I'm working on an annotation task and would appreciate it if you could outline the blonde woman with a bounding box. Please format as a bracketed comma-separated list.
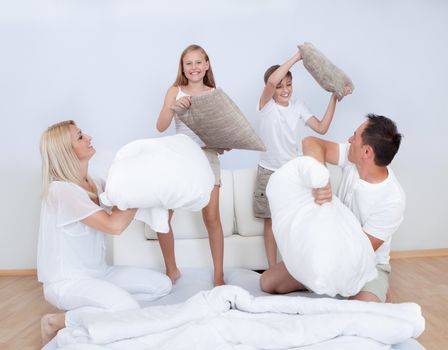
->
[38, 120, 172, 345]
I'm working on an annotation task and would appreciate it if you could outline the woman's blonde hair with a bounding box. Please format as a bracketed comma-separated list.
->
[40, 120, 96, 198]
[173, 44, 216, 88]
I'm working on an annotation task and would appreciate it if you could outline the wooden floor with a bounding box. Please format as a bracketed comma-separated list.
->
[0, 275, 57, 350]
[0, 256, 447, 349]
[389, 256, 448, 350]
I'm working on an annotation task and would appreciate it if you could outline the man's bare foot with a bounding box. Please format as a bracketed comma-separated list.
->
[41, 313, 65, 346]
[214, 274, 225, 286]
[167, 268, 181, 284]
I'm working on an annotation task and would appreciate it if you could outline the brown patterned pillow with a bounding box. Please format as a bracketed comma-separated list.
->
[171, 88, 266, 151]
[298, 42, 354, 101]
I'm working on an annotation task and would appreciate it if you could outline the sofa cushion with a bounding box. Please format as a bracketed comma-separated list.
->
[233, 168, 264, 237]
[114, 227, 268, 270]
[145, 169, 235, 239]
[172, 88, 266, 151]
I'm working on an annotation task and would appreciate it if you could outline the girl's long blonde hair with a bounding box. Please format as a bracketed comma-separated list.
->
[173, 44, 216, 88]
[40, 120, 95, 198]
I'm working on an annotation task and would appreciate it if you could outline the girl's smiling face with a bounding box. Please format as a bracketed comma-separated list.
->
[182, 49, 210, 84]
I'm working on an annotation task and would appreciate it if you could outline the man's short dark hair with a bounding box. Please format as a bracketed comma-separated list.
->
[264, 65, 292, 84]
[362, 114, 402, 166]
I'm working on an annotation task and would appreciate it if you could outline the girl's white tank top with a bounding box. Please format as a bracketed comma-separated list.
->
[173, 86, 205, 147]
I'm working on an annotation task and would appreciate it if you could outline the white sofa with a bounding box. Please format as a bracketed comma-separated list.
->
[112, 168, 270, 270]
[112, 165, 342, 270]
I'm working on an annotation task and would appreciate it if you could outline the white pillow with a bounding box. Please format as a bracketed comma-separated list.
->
[266, 156, 377, 297]
[144, 170, 235, 240]
[100, 134, 214, 233]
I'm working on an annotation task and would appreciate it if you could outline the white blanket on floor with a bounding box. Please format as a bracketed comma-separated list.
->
[56, 285, 424, 350]
[99, 134, 214, 233]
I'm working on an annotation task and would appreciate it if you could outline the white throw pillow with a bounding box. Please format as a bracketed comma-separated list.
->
[100, 134, 214, 233]
[266, 156, 377, 297]
[144, 170, 235, 239]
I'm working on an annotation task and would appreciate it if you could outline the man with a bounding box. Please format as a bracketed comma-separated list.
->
[260, 114, 405, 302]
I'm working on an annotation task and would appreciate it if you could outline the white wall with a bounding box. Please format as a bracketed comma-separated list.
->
[1, 0, 447, 268]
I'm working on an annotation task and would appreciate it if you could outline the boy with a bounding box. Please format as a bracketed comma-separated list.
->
[254, 50, 351, 267]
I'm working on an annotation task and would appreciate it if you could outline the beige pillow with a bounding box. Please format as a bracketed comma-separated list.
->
[298, 42, 354, 101]
[171, 88, 266, 151]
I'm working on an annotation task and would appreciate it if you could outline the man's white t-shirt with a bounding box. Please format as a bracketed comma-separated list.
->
[258, 99, 313, 171]
[37, 179, 109, 284]
[336, 143, 406, 265]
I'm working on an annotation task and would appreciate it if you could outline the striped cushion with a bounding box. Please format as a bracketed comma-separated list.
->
[172, 88, 265, 152]
[298, 42, 354, 101]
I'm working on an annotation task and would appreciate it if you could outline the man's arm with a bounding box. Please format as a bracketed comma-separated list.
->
[302, 136, 340, 165]
[302, 136, 340, 205]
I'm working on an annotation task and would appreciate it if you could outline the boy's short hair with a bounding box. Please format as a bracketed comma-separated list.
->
[362, 114, 402, 166]
[264, 65, 292, 84]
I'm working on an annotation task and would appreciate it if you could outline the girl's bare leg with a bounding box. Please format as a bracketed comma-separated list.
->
[157, 210, 181, 283]
[203, 185, 225, 286]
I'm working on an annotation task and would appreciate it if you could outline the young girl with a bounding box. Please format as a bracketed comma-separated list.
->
[254, 50, 352, 268]
[38, 121, 171, 345]
[156, 44, 225, 286]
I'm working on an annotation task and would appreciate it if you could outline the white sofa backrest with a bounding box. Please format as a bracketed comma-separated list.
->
[145, 170, 235, 239]
[233, 168, 264, 237]
[144, 165, 342, 241]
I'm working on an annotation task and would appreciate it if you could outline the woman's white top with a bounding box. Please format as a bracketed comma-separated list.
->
[37, 179, 109, 284]
[173, 86, 206, 147]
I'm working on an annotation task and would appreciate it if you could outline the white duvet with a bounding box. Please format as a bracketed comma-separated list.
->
[55, 285, 424, 350]
[100, 134, 214, 233]
[266, 156, 377, 297]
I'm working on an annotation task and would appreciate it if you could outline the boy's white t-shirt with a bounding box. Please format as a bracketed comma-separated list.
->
[37, 179, 109, 284]
[258, 99, 313, 171]
[336, 143, 406, 265]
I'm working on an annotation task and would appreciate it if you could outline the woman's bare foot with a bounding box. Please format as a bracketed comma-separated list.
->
[41, 313, 65, 346]
[167, 268, 181, 284]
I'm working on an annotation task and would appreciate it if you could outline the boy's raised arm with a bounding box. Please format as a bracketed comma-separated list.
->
[259, 51, 302, 110]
